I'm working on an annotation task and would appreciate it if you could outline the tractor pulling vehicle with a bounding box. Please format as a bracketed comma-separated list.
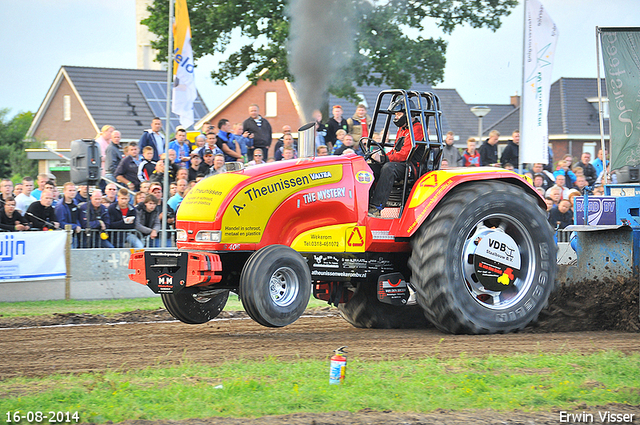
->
[129, 90, 556, 334]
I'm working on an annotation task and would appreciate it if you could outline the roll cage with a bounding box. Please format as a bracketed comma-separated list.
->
[360, 90, 446, 214]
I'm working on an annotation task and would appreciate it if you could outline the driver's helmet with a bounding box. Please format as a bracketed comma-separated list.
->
[387, 96, 418, 114]
[388, 96, 418, 128]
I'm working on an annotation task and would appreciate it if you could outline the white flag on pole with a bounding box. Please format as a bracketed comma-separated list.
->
[171, 0, 197, 129]
[520, 0, 558, 165]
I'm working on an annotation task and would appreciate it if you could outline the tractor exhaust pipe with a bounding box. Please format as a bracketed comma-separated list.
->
[297, 122, 316, 158]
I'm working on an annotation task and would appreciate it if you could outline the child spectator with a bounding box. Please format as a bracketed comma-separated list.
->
[282, 146, 295, 161]
[137, 146, 157, 182]
[331, 129, 347, 154]
[135, 194, 161, 247]
[462, 138, 480, 167]
[231, 122, 252, 157]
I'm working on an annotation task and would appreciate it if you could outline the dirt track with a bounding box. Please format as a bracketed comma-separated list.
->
[1, 276, 639, 424]
[2, 313, 640, 380]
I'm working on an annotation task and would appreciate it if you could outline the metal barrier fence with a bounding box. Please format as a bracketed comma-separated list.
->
[72, 228, 176, 248]
[556, 229, 571, 243]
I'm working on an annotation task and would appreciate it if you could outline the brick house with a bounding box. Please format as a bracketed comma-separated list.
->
[25, 65, 208, 179]
[195, 78, 304, 140]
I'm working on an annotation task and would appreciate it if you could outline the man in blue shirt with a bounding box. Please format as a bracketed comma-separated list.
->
[217, 119, 243, 162]
[138, 117, 165, 161]
[168, 127, 191, 168]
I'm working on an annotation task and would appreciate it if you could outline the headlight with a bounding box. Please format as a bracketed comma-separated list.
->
[176, 229, 187, 241]
[195, 230, 222, 242]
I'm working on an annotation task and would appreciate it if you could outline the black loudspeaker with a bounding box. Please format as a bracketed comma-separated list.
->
[70, 139, 101, 185]
[612, 165, 640, 183]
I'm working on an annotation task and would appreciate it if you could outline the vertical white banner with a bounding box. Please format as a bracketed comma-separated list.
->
[171, 0, 197, 129]
[520, 0, 558, 165]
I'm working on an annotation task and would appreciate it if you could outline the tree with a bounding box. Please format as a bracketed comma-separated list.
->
[143, 0, 516, 102]
[0, 109, 38, 181]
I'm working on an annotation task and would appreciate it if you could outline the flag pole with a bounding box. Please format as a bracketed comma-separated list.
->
[162, 0, 175, 248]
[518, 0, 527, 174]
[595, 27, 608, 185]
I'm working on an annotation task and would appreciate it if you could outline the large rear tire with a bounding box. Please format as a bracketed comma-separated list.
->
[239, 245, 311, 327]
[408, 181, 556, 334]
[338, 283, 431, 329]
[161, 287, 229, 324]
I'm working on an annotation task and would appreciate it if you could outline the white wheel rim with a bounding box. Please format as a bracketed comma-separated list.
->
[269, 267, 300, 307]
[460, 213, 536, 310]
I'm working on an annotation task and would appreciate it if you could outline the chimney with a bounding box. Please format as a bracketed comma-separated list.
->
[510, 94, 521, 108]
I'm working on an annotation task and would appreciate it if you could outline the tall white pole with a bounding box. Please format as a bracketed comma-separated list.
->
[518, 0, 526, 174]
[162, 0, 174, 248]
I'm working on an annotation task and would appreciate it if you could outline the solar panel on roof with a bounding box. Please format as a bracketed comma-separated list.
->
[135, 80, 207, 132]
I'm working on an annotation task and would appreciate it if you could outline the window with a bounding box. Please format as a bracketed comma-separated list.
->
[265, 92, 277, 117]
[63, 95, 71, 121]
[587, 97, 609, 119]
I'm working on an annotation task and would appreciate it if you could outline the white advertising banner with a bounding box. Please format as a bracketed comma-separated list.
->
[520, 0, 558, 165]
[0, 231, 67, 282]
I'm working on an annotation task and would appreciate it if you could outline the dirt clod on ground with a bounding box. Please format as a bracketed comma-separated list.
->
[526, 276, 640, 333]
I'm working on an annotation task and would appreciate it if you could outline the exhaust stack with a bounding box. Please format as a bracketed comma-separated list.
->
[297, 122, 316, 158]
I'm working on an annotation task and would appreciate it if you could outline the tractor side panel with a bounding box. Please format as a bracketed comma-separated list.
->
[260, 159, 371, 249]
[220, 164, 344, 243]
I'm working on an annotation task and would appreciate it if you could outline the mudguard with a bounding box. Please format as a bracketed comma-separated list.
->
[391, 167, 544, 238]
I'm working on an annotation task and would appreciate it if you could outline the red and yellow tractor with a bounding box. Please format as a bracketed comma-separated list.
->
[129, 90, 556, 334]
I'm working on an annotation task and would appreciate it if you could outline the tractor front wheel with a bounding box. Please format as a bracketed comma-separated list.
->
[240, 245, 311, 327]
[161, 287, 229, 324]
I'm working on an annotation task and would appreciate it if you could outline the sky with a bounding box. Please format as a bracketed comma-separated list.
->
[1, 0, 640, 120]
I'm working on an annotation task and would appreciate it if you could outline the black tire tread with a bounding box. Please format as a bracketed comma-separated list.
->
[161, 288, 229, 324]
[338, 283, 430, 329]
[240, 245, 311, 328]
[409, 181, 556, 334]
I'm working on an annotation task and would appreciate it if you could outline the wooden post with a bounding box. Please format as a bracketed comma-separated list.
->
[65, 224, 72, 300]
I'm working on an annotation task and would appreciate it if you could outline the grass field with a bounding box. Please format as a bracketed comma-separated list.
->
[1, 352, 638, 423]
[0, 295, 331, 318]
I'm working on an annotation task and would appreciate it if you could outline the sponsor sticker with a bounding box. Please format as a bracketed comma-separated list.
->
[473, 231, 521, 291]
[377, 273, 410, 305]
[355, 170, 373, 184]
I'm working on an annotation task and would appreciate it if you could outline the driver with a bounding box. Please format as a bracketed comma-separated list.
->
[368, 97, 424, 217]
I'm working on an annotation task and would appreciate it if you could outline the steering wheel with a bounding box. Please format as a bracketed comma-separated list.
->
[360, 137, 388, 164]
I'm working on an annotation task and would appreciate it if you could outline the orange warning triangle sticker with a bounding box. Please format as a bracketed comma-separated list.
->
[347, 227, 364, 247]
[419, 173, 438, 187]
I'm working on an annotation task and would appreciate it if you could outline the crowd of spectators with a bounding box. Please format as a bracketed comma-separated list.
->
[2, 103, 612, 248]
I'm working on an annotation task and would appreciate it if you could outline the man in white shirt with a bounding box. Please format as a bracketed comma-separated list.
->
[15, 176, 37, 214]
